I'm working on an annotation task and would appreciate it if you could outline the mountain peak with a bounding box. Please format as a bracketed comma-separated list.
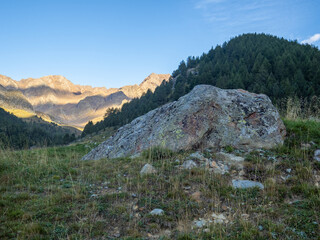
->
[139, 73, 171, 91]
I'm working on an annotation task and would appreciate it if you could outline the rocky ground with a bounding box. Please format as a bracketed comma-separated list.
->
[0, 119, 319, 239]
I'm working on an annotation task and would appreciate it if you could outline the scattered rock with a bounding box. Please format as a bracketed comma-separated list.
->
[238, 169, 245, 176]
[210, 161, 218, 168]
[140, 164, 157, 175]
[281, 175, 291, 181]
[232, 179, 264, 189]
[194, 219, 208, 228]
[182, 160, 197, 169]
[131, 193, 137, 198]
[211, 213, 227, 224]
[221, 204, 228, 211]
[301, 143, 311, 150]
[314, 149, 320, 162]
[191, 191, 202, 203]
[215, 152, 245, 163]
[189, 152, 207, 161]
[215, 152, 244, 170]
[241, 213, 250, 220]
[82, 85, 285, 160]
[150, 209, 164, 216]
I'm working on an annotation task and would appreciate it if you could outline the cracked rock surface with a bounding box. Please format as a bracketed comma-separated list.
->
[83, 85, 286, 160]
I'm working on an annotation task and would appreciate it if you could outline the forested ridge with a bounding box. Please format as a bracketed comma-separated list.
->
[0, 108, 76, 149]
[83, 33, 320, 136]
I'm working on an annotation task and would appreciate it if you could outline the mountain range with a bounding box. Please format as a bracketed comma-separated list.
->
[0, 73, 170, 128]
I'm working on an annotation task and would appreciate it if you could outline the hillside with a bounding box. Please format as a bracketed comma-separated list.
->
[0, 84, 35, 117]
[0, 108, 80, 149]
[0, 73, 171, 128]
[84, 33, 320, 135]
[1, 119, 319, 239]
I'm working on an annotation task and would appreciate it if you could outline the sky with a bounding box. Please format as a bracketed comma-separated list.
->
[0, 0, 319, 88]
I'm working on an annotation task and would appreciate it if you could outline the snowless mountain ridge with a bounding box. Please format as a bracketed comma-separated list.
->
[0, 73, 171, 128]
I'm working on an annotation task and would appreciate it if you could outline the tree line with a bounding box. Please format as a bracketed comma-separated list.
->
[0, 108, 76, 149]
[83, 33, 320, 136]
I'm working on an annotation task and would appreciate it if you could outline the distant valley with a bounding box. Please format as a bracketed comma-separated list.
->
[0, 73, 170, 129]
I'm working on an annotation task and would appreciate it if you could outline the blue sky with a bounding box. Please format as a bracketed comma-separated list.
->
[0, 0, 319, 88]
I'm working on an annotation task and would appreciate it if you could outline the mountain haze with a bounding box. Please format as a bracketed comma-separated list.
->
[0, 73, 171, 128]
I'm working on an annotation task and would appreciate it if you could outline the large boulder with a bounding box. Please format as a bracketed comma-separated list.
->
[82, 85, 285, 160]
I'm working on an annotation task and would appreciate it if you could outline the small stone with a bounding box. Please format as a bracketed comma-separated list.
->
[194, 219, 207, 228]
[221, 204, 228, 211]
[131, 193, 137, 198]
[182, 160, 197, 169]
[140, 164, 157, 175]
[314, 149, 320, 162]
[150, 208, 164, 216]
[191, 191, 202, 203]
[211, 213, 227, 224]
[189, 152, 207, 161]
[268, 156, 277, 162]
[301, 143, 311, 150]
[163, 230, 171, 237]
[118, 187, 122, 190]
[215, 152, 245, 163]
[232, 179, 264, 189]
[241, 213, 249, 220]
[286, 168, 292, 173]
[281, 175, 291, 181]
[210, 161, 218, 168]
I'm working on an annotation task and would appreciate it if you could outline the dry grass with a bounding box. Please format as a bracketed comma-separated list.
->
[277, 96, 320, 121]
[2, 107, 36, 118]
[0, 120, 319, 239]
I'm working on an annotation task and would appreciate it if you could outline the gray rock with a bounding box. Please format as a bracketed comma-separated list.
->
[182, 160, 197, 169]
[301, 143, 311, 150]
[215, 152, 244, 170]
[314, 149, 320, 162]
[140, 164, 157, 175]
[232, 179, 264, 189]
[215, 152, 245, 163]
[211, 213, 227, 224]
[189, 152, 207, 161]
[194, 219, 207, 228]
[82, 85, 286, 160]
[150, 208, 164, 216]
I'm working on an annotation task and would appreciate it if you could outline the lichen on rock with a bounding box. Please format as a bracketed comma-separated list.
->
[82, 85, 286, 160]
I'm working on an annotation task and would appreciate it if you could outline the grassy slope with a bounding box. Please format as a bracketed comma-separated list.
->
[0, 120, 319, 239]
[2, 107, 36, 118]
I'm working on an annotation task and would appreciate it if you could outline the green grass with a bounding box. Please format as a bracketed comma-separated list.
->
[0, 119, 319, 239]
